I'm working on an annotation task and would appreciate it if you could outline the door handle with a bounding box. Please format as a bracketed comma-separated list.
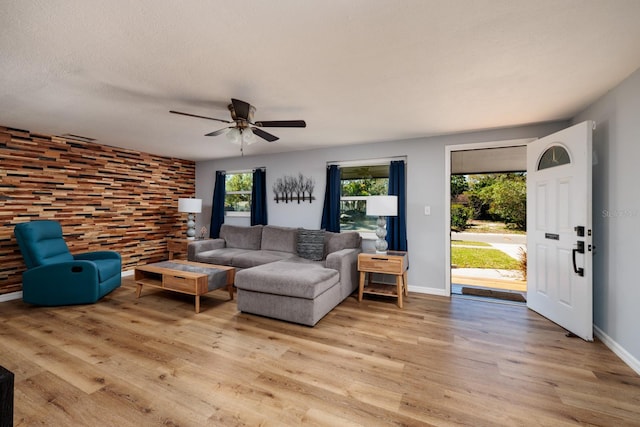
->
[572, 241, 584, 277]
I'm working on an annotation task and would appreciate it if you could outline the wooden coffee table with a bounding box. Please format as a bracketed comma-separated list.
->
[134, 260, 235, 313]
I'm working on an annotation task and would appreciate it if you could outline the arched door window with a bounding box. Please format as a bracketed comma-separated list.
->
[538, 145, 571, 170]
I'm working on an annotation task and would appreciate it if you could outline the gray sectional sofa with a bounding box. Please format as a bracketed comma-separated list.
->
[187, 224, 362, 326]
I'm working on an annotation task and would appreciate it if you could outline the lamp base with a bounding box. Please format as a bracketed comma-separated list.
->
[186, 213, 196, 240]
[374, 216, 389, 254]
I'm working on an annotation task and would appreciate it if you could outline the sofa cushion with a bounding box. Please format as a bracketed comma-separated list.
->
[235, 261, 339, 299]
[325, 231, 362, 255]
[220, 224, 263, 250]
[261, 225, 299, 253]
[231, 250, 296, 269]
[297, 229, 325, 261]
[194, 248, 252, 266]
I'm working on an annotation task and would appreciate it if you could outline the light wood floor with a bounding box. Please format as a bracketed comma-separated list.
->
[1, 277, 639, 426]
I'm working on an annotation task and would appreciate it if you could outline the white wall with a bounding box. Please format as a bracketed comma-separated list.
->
[196, 121, 567, 295]
[574, 67, 640, 371]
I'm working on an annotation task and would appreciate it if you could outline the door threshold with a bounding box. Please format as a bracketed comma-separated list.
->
[452, 284, 526, 305]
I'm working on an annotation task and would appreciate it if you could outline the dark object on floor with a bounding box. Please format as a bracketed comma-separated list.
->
[461, 287, 526, 302]
[0, 365, 13, 427]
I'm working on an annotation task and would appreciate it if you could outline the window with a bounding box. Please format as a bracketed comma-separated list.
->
[224, 171, 252, 216]
[538, 145, 571, 170]
[340, 164, 389, 232]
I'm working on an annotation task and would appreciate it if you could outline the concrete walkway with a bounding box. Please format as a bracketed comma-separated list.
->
[452, 231, 526, 244]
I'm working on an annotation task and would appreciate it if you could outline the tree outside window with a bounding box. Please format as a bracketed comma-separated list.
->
[225, 172, 252, 215]
[340, 164, 389, 232]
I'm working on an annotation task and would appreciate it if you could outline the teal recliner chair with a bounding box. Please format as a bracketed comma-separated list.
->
[14, 220, 122, 306]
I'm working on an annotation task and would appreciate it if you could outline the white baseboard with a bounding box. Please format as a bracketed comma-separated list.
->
[408, 285, 449, 297]
[0, 291, 22, 302]
[594, 325, 640, 376]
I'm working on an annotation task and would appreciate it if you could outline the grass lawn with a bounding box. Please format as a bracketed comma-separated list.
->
[451, 247, 519, 269]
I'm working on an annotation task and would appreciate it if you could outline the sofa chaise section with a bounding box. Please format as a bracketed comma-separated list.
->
[235, 260, 341, 326]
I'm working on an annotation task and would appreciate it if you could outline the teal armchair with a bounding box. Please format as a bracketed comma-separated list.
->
[14, 220, 121, 306]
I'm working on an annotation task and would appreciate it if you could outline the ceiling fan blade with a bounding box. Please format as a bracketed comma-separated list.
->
[254, 120, 306, 128]
[205, 127, 232, 137]
[252, 127, 279, 142]
[231, 99, 252, 120]
[170, 110, 231, 124]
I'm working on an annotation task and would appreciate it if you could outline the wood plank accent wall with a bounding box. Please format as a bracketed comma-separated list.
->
[0, 126, 196, 295]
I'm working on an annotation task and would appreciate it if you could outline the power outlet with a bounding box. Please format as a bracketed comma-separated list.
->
[424, 205, 431, 215]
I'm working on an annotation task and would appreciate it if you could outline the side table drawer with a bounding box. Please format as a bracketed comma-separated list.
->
[359, 256, 404, 275]
[164, 274, 195, 293]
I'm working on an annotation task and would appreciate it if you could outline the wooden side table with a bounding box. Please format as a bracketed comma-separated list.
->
[168, 238, 212, 260]
[167, 238, 191, 260]
[358, 251, 408, 308]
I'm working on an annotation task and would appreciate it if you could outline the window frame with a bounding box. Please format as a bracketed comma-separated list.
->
[224, 170, 253, 217]
[334, 158, 399, 235]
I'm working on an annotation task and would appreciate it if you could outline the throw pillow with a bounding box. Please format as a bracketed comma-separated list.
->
[297, 229, 325, 261]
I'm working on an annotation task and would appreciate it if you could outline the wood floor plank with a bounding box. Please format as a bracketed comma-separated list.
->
[1, 323, 112, 394]
[1, 277, 639, 426]
[14, 371, 134, 426]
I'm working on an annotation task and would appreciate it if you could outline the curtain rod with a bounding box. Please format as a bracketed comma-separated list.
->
[326, 156, 407, 167]
[218, 167, 266, 174]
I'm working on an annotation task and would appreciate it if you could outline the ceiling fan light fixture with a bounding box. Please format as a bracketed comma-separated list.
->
[243, 128, 257, 145]
[226, 127, 241, 145]
[171, 98, 305, 146]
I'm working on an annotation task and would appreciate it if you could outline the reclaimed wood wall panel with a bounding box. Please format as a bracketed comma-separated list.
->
[0, 126, 195, 294]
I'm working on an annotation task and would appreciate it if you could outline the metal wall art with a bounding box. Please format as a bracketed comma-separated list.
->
[273, 173, 315, 203]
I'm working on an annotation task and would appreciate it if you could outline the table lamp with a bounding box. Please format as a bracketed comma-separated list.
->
[178, 198, 202, 240]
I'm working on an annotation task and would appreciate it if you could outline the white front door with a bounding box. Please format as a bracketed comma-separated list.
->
[526, 121, 594, 341]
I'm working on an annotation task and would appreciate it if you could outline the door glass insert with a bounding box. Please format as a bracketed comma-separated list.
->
[537, 145, 570, 170]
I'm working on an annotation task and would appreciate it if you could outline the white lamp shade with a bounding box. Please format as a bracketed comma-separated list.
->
[366, 195, 398, 216]
[178, 198, 202, 213]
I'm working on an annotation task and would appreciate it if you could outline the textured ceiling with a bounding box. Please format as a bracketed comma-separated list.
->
[2, 0, 640, 161]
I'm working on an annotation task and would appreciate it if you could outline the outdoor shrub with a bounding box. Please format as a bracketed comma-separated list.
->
[518, 247, 527, 280]
[451, 204, 474, 230]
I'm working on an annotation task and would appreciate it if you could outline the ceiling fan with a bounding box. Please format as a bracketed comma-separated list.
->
[170, 98, 306, 147]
